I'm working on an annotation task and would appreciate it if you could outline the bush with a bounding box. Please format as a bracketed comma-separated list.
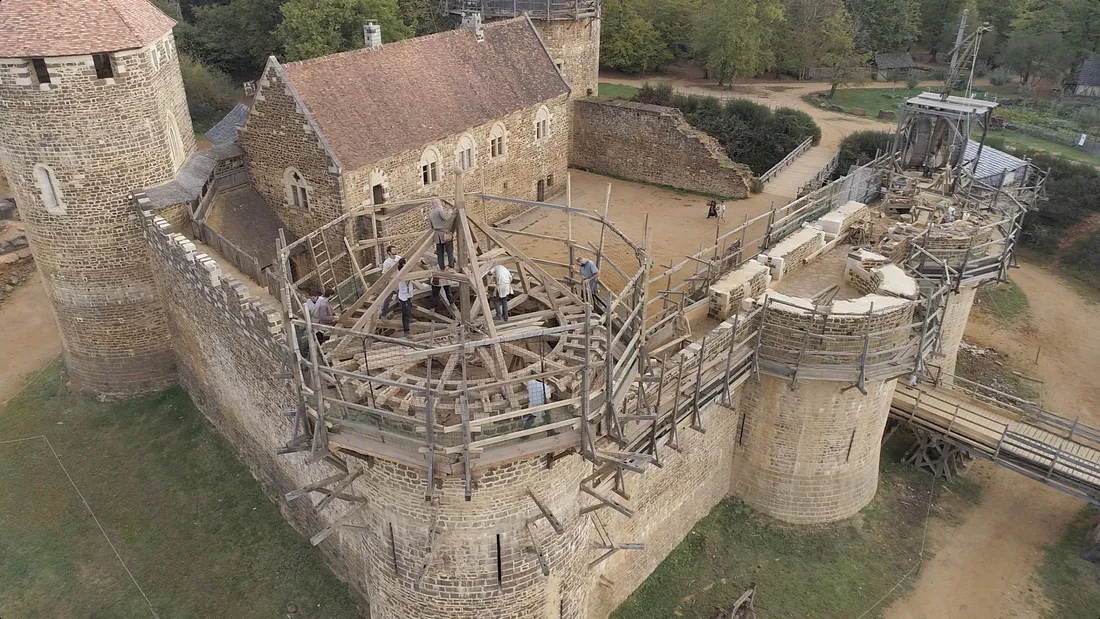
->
[179, 53, 239, 133]
[636, 82, 674, 106]
[973, 61, 990, 78]
[1017, 83, 1035, 100]
[906, 73, 920, 90]
[835, 131, 893, 177]
[989, 67, 1011, 86]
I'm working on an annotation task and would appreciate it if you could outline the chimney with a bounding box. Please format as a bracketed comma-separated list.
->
[461, 13, 484, 41]
[363, 21, 382, 49]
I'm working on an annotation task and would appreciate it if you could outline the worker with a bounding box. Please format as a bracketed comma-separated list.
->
[381, 245, 401, 317]
[395, 258, 414, 338]
[490, 263, 513, 321]
[716, 201, 727, 222]
[428, 198, 455, 271]
[422, 258, 452, 311]
[576, 257, 599, 302]
[706, 199, 718, 219]
[672, 308, 691, 339]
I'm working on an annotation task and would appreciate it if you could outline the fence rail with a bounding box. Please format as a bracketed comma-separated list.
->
[759, 136, 814, 184]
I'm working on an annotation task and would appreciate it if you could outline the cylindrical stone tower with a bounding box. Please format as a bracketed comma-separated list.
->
[361, 455, 592, 619]
[0, 0, 194, 397]
[731, 293, 918, 524]
[935, 282, 979, 383]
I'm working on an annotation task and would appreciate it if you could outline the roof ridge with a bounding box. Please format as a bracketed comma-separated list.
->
[102, 0, 150, 48]
[283, 17, 528, 69]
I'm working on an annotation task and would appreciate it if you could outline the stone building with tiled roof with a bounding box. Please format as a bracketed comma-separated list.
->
[239, 17, 573, 244]
[1070, 52, 1100, 98]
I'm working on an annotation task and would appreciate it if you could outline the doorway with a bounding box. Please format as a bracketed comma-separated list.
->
[536, 179, 545, 202]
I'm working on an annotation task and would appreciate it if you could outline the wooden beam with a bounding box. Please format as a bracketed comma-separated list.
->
[526, 488, 564, 534]
[309, 503, 368, 546]
[579, 484, 635, 518]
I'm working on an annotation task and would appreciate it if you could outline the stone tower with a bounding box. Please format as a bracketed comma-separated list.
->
[0, 0, 194, 398]
[443, 1, 601, 98]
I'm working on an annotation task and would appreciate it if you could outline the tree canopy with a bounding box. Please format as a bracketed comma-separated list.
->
[277, 0, 412, 62]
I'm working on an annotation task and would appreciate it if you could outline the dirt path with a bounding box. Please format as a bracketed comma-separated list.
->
[0, 274, 61, 403]
[885, 262, 1100, 619]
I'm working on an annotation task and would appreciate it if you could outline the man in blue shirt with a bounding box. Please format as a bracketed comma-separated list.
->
[576, 257, 599, 301]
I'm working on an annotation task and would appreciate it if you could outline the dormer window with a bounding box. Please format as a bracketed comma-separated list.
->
[93, 54, 114, 79]
[31, 59, 50, 84]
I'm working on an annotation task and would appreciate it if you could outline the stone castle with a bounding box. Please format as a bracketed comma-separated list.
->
[0, 1, 1041, 618]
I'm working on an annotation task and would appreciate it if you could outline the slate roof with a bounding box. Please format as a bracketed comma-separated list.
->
[0, 0, 176, 57]
[963, 140, 1028, 184]
[141, 143, 244, 208]
[1074, 53, 1100, 87]
[205, 104, 250, 146]
[279, 17, 570, 171]
[873, 52, 914, 70]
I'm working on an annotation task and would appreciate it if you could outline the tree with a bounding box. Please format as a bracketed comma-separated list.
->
[819, 8, 869, 97]
[277, 0, 413, 62]
[179, 53, 240, 131]
[776, 0, 845, 79]
[188, 0, 286, 78]
[693, 0, 785, 86]
[601, 0, 672, 73]
[638, 0, 700, 63]
[999, 29, 1069, 84]
[396, 0, 454, 36]
[845, 0, 920, 53]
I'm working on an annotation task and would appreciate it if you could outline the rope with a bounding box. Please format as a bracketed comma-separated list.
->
[852, 471, 938, 619]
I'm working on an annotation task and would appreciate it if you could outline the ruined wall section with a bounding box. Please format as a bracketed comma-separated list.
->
[571, 100, 753, 199]
[0, 33, 194, 397]
[530, 19, 601, 100]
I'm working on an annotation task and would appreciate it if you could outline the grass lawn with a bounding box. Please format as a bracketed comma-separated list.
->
[1037, 507, 1100, 618]
[0, 361, 362, 618]
[975, 279, 1031, 325]
[802, 86, 923, 122]
[599, 82, 640, 101]
[611, 431, 979, 619]
[984, 130, 1100, 168]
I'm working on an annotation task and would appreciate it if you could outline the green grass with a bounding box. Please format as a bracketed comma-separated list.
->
[984, 130, 1100, 168]
[802, 86, 924, 121]
[0, 361, 362, 618]
[1037, 507, 1100, 618]
[975, 280, 1031, 325]
[598, 82, 640, 101]
[611, 432, 976, 619]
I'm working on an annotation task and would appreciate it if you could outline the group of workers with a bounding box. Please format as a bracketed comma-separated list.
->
[706, 199, 728, 222]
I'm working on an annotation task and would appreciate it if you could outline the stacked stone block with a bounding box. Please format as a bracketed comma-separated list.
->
[0, 34, 194, 397]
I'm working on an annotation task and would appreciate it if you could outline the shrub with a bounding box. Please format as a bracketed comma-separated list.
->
[636, 82, 674, 106]
[973, 61, 990, 78]
[906, 73, 920, 90]
[179, 53, 238, 133]
[989, 67, 1011, 86]
[1017, 83, 1035, 100]
[835, 130, 893, 177]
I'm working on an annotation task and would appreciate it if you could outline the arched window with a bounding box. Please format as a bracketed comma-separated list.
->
[284, 167, 311, 210]
[489, 123, 508, 159]
[166, 113, 185, 170]
[33, 164, 65, 215]
[419, 147, 441, 186]
[455, 135, 476, 171]
[534, 106, 551, 142]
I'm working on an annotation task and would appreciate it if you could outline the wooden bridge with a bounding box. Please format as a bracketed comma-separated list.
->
[890, 378, 1100, 504]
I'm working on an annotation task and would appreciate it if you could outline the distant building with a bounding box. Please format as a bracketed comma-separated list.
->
[1070, 52, 1100, 98]
[871, 52, 915, 81]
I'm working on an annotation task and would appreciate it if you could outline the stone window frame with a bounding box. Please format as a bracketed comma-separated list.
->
[455, 134, 477, 172]
[534, 105, 551, 142]
[489, 122, 508, 160]
[33, 164, 66, 215]
[166, 112, 185, 171]
[92, 53, 115, 80]
[419, 146, 442, 187]
[284, 167, 312, 211]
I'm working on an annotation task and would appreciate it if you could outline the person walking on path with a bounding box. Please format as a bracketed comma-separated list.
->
[429, 198, 455, 271]
[706, 199, 718, 219]
[490, 264, 513, 321]
[576, 257, 599, 302]
[716, 201, 727, 222]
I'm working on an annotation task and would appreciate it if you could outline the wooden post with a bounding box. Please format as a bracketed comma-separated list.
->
[691, 337, 707, 432]
[424, 356, 435, 499]
[580, 302, 596, 460]
[567, 173, 575, 283]
[668, 358, 684, 450]
[595, 183, 611, 269]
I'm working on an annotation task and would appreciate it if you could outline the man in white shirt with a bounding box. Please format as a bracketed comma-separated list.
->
[381, 245, 401, 317]
[490, 264, 513, 321]
[395, 258, 414, 337]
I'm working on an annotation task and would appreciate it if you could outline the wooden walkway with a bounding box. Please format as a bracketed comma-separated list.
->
[762, 146, 838, 200]
[891, 383, 1100, 503]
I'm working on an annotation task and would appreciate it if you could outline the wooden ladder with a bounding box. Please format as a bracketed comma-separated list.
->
[308, 232, 343, 313]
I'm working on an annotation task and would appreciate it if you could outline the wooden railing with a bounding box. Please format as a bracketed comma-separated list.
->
[796, 149, 841, 197]
[759, 136, 814, 184]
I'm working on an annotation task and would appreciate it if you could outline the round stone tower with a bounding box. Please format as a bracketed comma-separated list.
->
[0, 0, 194, 397]
[443, 0, 601, 98]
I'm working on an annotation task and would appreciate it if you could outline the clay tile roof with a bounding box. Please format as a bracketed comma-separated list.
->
[0, 0, 176, 58]
[280, 17, 570, 171]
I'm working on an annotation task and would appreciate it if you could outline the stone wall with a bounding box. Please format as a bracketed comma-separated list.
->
[587, 400, 742, 618]
[935, 282, 979, 383]
[530, 19, 601, 100]
[0, 32, 195, 397]
[571, 100, 753, 199]
[730, 375, 897, 523]
[759, 228, 826, 281]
